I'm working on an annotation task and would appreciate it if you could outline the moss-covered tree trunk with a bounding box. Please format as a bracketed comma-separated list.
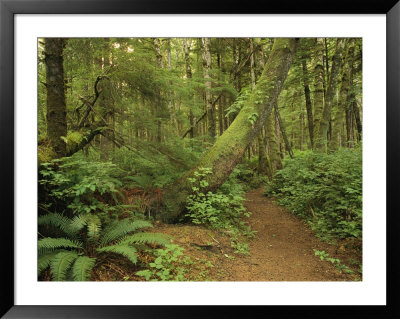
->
[99, 38, 114, 160]
[330, 39, 355, 151]
[315, 38, 345, 151]
[312, 38, 325, 136]
[275, 105, 294, 159]
[265, 108, 282, 172]
[45, 38, 67, 158]
[183, 38, 194, 138]
[153, 38, 163, 143]
[250, 38, 270, 176]
[201, 38, 216, 141]
[161, 38, 298, 221]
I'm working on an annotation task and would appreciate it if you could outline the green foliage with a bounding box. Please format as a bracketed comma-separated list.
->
[39, 157, 125, 220]
[38, 214, 169, 281]
[99, 219, 153, 246]
[232, 162, 267, 190]
[266, 148, 362, 240]
[97, 245, 138, 264]
[313, 249, 355, 275]
[185, 168, 255, 254]
[136, 244, 190, 281]
[186, 168, 247, 230]
[50, 251, 79, 281]
[225, 87, 251, 118]
[72, 256, 97, 281]
[38, 237, 83, 255]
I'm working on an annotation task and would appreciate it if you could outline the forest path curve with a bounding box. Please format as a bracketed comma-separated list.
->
[150, 188, 358, 281]
[220, 188, 355, 281]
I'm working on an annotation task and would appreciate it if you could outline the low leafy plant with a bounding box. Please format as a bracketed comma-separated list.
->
[38, 213, 170, 281]
[136, 244, 190, 281]
[313, 249, 354, 275]
[186, 168, 249, 230]
[185, 167, 255, 255]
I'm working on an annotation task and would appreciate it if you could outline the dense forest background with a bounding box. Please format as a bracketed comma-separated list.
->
[37, 38, 362, 281]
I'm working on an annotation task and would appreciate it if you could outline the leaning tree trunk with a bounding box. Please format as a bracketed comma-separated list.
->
[161, 38, 298, 221]
[45, 38, 67, 158]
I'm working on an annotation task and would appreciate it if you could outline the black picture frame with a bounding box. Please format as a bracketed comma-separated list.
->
[1, 0, 399, 318]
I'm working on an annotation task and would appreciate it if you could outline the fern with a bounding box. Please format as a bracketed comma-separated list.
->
[86, 215, 101, 240]
[38, 237, 82, 255]
[38, 208, 165, 281]
[100, 219, 153, 247]
[118, 232, 170, 246]
[38, 251, 60, 275]
[72, 256, 97, 281]
[97, 245, 138, 264]
[38, 213, 78, 238]
[50, 251, 79, 281]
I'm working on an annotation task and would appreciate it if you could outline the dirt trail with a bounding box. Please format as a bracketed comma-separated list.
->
[223, 188, 357, 281]
[149, 188, 360, 281]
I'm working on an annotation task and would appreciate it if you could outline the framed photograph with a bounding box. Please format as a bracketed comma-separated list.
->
[1, 0, 398, 317]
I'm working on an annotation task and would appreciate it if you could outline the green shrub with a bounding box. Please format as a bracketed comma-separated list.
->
[185, 168, 255, 254]
[136, 244, 190, 281]
[185, 168, 249, 230]
[266, 148, 362, 240]
[39, 157, 126, 221]
[38, 213, 170, 281]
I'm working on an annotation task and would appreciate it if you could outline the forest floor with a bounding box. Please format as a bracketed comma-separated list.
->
[93, 188, 362, 281]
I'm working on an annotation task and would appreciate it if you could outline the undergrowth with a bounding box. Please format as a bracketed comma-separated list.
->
[266, 147, 362, 242]
[185, 167, 256, 254]
[38, 213, 170, 281]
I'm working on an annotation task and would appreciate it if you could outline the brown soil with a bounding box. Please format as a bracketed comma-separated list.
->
[148, 188, 362, 281]
[91, 188, 361, 281]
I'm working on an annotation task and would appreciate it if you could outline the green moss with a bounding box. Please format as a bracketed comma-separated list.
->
[38, 145, 57, 164]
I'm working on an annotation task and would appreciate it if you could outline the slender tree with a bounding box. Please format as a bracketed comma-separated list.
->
[301, 54, 314, 149]
[315, 38, 345, 151]
[201, 38, 216, 141]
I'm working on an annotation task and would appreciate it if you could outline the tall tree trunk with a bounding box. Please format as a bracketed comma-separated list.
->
[183, 38, 194, 139]
[162, 38, 298, 221]
[100, 38, 114, 161]
[324, 38, 330, 98]
[330, 39, 355, 151]
[266, 109, 283, 172]
[257, 132, 271, 178]
[312, 38, 325, 137]
[275, 105, 294, 159]
[45, 38, 67, 158]
[217, 39, 224, 136]
[153, 38, 163, 143]
[251, 38, 269, 174]
[301, 58, 314, 149]
[315, 38, 345, 151]
[201, 38, 216, 141]
[353, 102, 362, 142]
